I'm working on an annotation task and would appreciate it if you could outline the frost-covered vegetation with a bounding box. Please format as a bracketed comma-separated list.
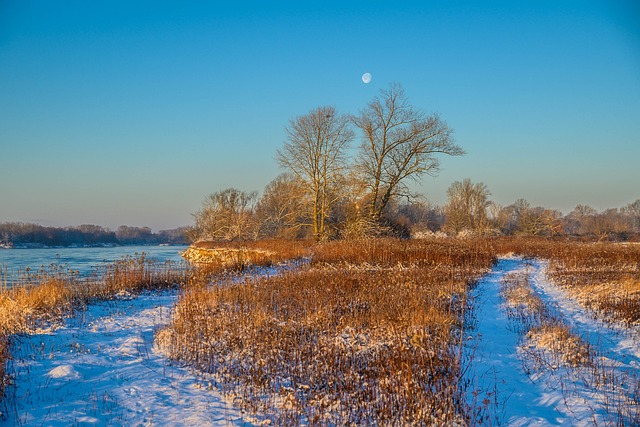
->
[157, 239, 495, 425]
[1, 237, 639, 425]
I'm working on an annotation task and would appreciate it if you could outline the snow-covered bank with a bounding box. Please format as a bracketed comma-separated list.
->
[466, 257, 640, 426]
[3, 289, 257, 426]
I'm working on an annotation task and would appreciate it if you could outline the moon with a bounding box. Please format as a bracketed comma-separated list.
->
[362, 72, 372, 84]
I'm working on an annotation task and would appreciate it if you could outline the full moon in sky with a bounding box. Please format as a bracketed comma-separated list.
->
[362, 73, 372, 84]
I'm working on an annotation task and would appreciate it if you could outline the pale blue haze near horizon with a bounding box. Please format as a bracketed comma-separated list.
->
[1, 0, 639, 231]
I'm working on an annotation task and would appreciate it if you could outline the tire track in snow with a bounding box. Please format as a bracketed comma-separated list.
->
[529, 259, 640, 368]
[527, 260, 640, 425]
[466, 257, 640, 426]
[465, 257, 563, 426]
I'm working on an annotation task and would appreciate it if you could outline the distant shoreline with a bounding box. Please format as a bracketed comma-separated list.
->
[0, 242, 184, 250]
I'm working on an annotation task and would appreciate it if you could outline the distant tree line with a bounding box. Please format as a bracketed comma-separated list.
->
[440, 179, 640, 240]
[188, 83, 639, 243]
[0, 223, 189, 247]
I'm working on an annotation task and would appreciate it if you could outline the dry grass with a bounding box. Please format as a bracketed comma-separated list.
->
[191, 239, 312, 262]
[158, 238, 496, 425]
[500, 269, 592, 368]
[2, 237, 638, 422]
[526, 324, 591, 367]
[184, 240, 313, 286]
[0, 332, 7, 414]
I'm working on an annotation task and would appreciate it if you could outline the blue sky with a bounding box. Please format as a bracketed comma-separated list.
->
[1, 0, 639, 231]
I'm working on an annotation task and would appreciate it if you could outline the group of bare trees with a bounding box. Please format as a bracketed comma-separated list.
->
[190, 83, 463, 241]
[189, 83, 639, 242]
[0, 223, 189, 247]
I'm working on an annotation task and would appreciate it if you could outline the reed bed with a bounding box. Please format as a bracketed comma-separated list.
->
[158, 238, 496, 425]
[184, 240, 313, 286]
[311, 238, 494, 271]
[191, 239, 312, 263]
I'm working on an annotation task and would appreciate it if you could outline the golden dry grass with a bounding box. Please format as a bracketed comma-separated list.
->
[526, 324, 591, 367]
[500, 269, 593, 371]
[158, 238, 496, 425]
[2, 237, 638, 420]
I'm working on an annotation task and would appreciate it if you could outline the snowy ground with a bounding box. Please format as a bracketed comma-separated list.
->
[3, 258, 638, 426]
[3, 289, 260, 427]
[466, 257, 640, 426]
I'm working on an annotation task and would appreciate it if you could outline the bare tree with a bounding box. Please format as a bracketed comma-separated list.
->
[277, 106, 353, 240]
[565, 204, 598, 235]
[623, 199, 640, 233]
[488, 203, 511, 234]
[443, 178, 491, 234]
[255, 173, 309, 239]
[505, 199, 561, 236]
[189, 188, 257, 242]
[564, 204, 632, 239]
[353, 83, 464, 221]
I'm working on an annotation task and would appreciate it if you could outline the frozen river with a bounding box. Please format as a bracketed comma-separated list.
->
[0, 245, 188, 286]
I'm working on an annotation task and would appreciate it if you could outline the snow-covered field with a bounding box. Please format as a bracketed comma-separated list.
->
[3, 289, 258, 426]
[2, 257, 638, 426]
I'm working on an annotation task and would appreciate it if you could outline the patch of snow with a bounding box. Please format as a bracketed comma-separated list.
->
[5, 289, 258, 426]
[47, 364, 79, 379]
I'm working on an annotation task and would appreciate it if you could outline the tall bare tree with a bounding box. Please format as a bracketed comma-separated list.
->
[443, 178, 491, 234]
[255, 173, 309, 239]
[623, 199, 640, 233]
[277, 106, 353, 240]
[353, 83, 464, 221]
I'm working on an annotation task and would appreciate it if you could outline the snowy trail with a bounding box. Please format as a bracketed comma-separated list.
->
[3, 290, 258, 426]
[466, 257, 640, 426]
[466, 258, 563, 426]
